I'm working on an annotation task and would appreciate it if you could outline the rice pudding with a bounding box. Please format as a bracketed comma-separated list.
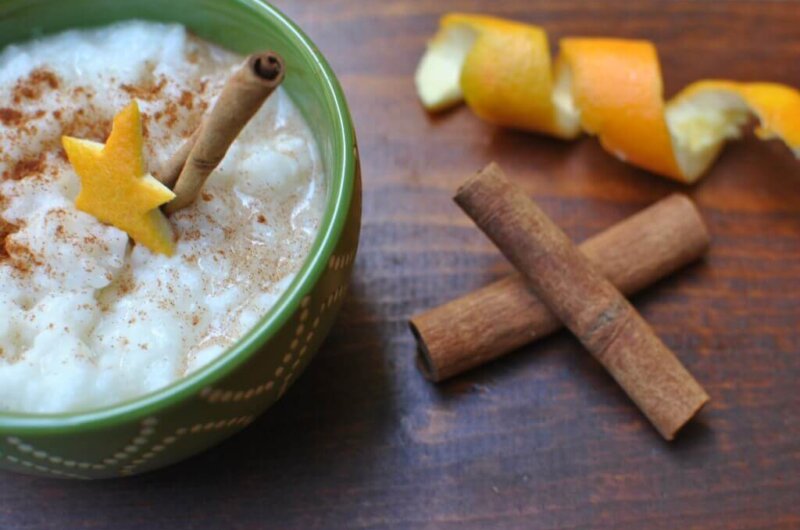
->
[0, 21, 325, 413]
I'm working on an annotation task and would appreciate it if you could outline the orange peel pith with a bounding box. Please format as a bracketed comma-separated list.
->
[415, 13, 800, 183]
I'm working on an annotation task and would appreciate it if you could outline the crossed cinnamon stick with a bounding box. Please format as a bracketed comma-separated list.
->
[412, 163, 710, 440]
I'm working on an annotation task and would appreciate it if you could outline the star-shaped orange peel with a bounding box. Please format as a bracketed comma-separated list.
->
[62, 101, 176, 255]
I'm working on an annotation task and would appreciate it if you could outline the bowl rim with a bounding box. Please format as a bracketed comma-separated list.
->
[0, 0, 356, 432]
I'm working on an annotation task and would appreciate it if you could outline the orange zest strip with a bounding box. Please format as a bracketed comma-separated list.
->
[415, 13, 800, 183]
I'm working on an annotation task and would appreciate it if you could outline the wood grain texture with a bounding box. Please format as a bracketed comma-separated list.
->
[2, 1, 800, 528]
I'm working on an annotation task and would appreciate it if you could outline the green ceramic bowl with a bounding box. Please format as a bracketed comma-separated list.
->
[0, 0, 360, 479]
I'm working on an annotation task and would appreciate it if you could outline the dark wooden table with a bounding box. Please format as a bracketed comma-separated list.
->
[2, 1, 800, 528]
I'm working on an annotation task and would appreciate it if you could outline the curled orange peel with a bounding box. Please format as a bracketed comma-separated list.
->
[415, 13, 800, 183]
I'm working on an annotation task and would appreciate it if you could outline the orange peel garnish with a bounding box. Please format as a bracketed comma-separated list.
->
[415, 13, 800, 183]
[62, 101, 176, 255]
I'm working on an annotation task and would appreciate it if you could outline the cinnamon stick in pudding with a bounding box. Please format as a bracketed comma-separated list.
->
[411, 193, 710, 382]
[161, 51, 285, 213]
[454, 163, 709, 440]
[158, 128, 200, 190]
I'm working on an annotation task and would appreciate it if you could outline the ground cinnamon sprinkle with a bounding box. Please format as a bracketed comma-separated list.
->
[29, 69, 59, 89]
[44, 103, 112, 160]
[9, 153, 46, 181]
[141, 113, 150, 138]
[0, 217, 17, 262]
[201, 191, 213, 202]
[118, 281, 132, 295]
[163, 101, 179, 127]
[61, 113, 112, 144]
[150, 101, 181, 128]
[4, 238, 42, 272]
[12, 68, 60, 103]
[0, 108, 23, 126]
[180, 228, 202, 242]
[179, 90, 194, 110]
[120, 76, 167, 101]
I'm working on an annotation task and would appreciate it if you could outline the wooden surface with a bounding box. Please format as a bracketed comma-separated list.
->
[2, 1, 800, 528]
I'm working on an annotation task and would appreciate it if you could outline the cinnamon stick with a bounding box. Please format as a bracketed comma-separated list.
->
[158, 128, 199, 190]
[162, 51, 285, 213]
[411, 193, 710, 382]
[454, 163, 709, 440]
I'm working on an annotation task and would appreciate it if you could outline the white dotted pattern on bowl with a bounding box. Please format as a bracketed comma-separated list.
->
[198, 284, 348, 405]
[2, 413, 259, 478]
[328, 251, 356, 272]
[119, 415, 253, 476]
[3, 417, 158, 479]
